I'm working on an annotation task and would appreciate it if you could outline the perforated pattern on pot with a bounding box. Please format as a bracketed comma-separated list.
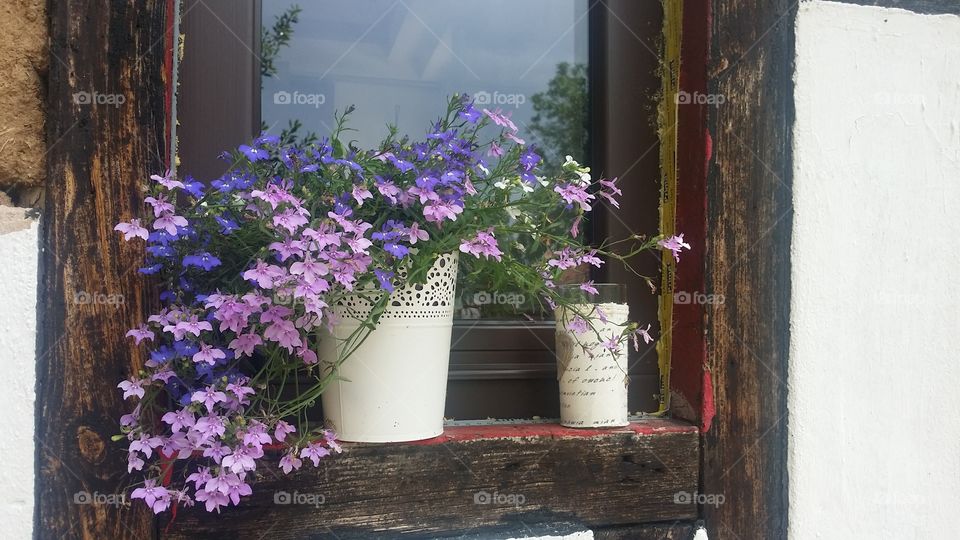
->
[332, 252, 459, 321]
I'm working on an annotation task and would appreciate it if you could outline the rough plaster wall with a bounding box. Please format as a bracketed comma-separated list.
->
[792, 2, 960, 538]
[0, 207, 38, 538]
[0, 0, 47, 204]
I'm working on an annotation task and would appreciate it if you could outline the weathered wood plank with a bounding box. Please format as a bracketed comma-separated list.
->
[831, 0, 960, 15]
[594, 520, 697, 540]
[37, 0, 170, 538]
[702, 0, 794, 538]
[165, 421, 699, 538]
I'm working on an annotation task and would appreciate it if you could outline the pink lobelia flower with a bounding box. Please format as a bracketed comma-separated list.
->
[579, 280, 599, 296]
[406, 222, 429, 244]
[279, 452, 303, 474]
[243, 259, 286, 288]
[229, 332, 262, 357]
[150, 171, 184, 190]
[566, 315, 588, 334]
[192, 343, 226, 365]
[300, 441, 331, 466]
[459, 228, 503, 261]
[161, 407, 196, 432]
[631, 324, 654, 351]
[191, 385, 228, 413]
[274, 420, 296, 442]
[152, 212, 188, 235]
[658, 234, 691, 262]
[554, 183, 594, 211]
[131, 479, 171, 514]
[423, 200, 463, 223]
[125, 325, 155, 345]
[118, 377, 146, 400]
[263, 319, 303, 352]
[114, 219, 149, 241]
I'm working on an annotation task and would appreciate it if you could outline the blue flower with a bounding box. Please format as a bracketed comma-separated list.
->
[147, 245, 175, 258]
[150, 346, 175, 365]
[215, 216, 239, 235]
[384, 242, 409, 258]
[183, 252, 222, 271]
[173, 340, 199, 358]
[239, 145, 269, 162]
[374, 269, 395, 293]
[139, 263, 162, 275]
[459, 104, 481, 123]
[182, 175, 205, 198]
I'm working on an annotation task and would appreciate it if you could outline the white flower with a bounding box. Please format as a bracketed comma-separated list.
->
[494, 180, 509, 189]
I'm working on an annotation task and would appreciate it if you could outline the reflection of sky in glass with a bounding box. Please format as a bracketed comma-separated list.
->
[261, 0, 589, 149]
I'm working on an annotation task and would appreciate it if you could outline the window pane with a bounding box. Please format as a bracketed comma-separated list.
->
[260, 0, 590, 320]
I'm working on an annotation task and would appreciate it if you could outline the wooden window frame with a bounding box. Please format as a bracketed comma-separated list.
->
[36, 0, 796, 537]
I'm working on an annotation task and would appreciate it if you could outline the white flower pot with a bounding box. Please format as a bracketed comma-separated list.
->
[555, 303, 631, 428]
[319, 253, 458, 442]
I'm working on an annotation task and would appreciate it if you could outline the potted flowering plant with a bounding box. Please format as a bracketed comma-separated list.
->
[114, 94, 688, 513]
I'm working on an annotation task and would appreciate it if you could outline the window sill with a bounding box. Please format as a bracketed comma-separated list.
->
[167, 418, 699, 539]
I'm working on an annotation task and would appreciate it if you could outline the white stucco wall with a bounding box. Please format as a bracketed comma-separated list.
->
[0, 209, 38, 538]
[791, 2, 960, 538]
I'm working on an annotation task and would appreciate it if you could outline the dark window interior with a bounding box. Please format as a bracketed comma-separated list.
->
[178, 0, 663, 420]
